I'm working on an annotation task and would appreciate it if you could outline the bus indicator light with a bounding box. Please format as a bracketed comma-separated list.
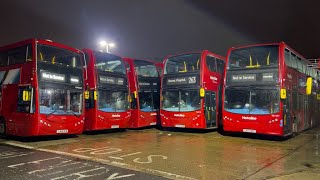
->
[280, 88, 287, 99]
[200, 88, 205, 97]
[306, 77, 312, 95]
[84, 91, 90, 99]
[94, 90, 97, 100]
[22, 90, 31, 101]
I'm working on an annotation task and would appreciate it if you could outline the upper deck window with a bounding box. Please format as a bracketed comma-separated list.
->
[206, 55, 224, 73]
[134, 60, 158, 77]
[228, 45, 278, 70]
[0, 44, 32, 66]
[94, 52, 125, 74]
[164, 53, 200, 75]
[285, 49, 310, 74]
[37, 45, 82, 68]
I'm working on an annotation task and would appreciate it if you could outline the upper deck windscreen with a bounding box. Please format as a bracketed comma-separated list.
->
[134, 60, 158, 77]
[228, 45, 278, 70]
[37, 44, 82, 68]
[164, 53, 200, 75]
[94, 53, 126, 74]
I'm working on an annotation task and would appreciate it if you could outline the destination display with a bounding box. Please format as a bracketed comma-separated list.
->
[231, 74, 256, 82]
[139, 81, 158, 86]
[262, 73, 274, 81]
[41, 71, 66, 82]
[138, 77, 160, 88]
[230, 72, 276, 83]
[99, 75, 124, 85]
[166, 76, 198, 85]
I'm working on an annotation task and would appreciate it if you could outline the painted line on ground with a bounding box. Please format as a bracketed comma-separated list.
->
[2, 141, 196, 180]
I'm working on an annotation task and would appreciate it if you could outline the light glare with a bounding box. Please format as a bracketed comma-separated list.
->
[100, 41, 107, 46]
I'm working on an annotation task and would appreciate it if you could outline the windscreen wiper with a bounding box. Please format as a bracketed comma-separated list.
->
[67, 110, 80, 118]
[46, 109, 59, 117]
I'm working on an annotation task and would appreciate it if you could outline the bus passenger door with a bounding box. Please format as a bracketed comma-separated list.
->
[283, 93, 292, 134]
[205, 91, 216, 128]
[304, 95, 309, 129]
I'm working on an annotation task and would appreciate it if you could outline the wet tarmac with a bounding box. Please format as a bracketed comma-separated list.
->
[0, 144, 166, 180]
[1, 127, 320, 180]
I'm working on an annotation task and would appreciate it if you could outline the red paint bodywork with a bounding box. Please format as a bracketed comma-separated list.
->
[82, 49, 130, 131]
[222, 42, 320, 136]
[123, 58, 160, 128]
[0, 39, 85, 137]
[160, 50, 225, 129]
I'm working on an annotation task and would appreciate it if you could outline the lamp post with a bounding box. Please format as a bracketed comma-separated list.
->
[99, 41, 115, 53]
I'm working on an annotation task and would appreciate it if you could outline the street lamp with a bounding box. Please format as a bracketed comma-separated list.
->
[99, 40, 115, 53]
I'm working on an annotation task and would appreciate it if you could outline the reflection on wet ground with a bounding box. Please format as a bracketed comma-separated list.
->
[1, 127, 320, 179]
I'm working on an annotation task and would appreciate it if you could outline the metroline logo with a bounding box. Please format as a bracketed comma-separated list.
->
[112, 114, 121, 118]
[210, 76, 218, 83]
[174, 114, 185, 117]
[242, 116, 257, 120]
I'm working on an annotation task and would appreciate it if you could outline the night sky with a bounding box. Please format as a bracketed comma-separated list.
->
[1, 0, 320, 61]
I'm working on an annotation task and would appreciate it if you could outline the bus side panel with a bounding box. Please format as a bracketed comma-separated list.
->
[84, 108, 97, 131]
[128, 110, 157, 128]
[139, 111, 157, 127]
[202, 52, 224, 129]
[10, 114, 37, 136]
[20, 62, 34, 84]
[128, 109, 139, 128]
[0, 84, 37, 136]
[2, 84, 19, 135]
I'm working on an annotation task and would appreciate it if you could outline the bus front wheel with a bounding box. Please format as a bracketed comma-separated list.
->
[0, 118, 6, 137]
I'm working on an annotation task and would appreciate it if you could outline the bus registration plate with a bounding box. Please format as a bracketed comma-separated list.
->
[175, 124, 185, 128]
[111, 125, 119, 129]
[243, 129, 256, 133]
[57, 129, 68, 133]
[150, 122, 156, 125]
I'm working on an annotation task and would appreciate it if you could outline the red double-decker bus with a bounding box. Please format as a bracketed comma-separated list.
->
[160, 50, 225, 129]
[82, 49, 130, 131]
[0, 39, 85, 137]
[222, 42, 320, 136]
[123, 58, 160, 128]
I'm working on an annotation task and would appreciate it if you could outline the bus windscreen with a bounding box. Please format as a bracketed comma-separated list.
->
[134, 60, 158, 77]
[97, 89, 129, 112]
[162, 89, 200, 112]
[164, 53, 200, 74]
[94, 53, 126, 74]
[228, 45, 278, 70]
[224, 87, 280, 115]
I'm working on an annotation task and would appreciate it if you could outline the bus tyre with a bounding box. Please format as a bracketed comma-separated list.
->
[0, 118, 6, 137]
